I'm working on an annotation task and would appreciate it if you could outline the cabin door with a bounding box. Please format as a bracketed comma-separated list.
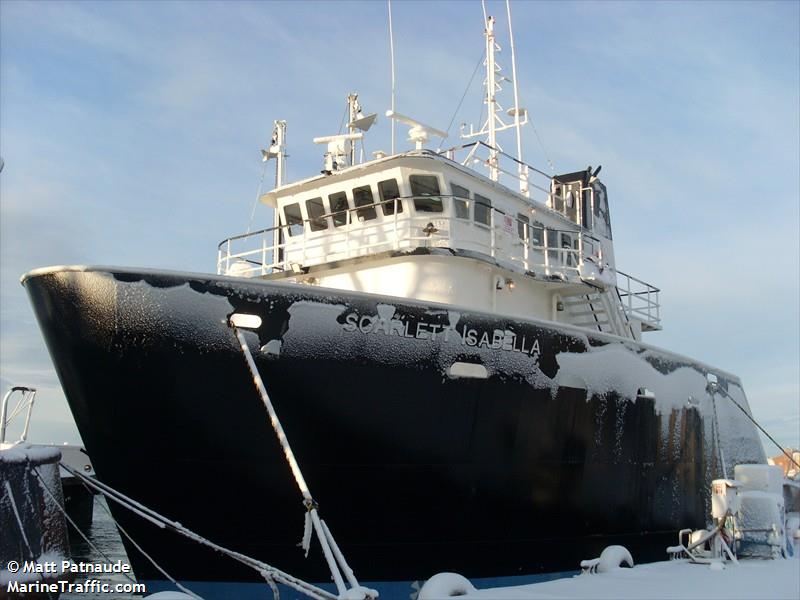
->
[494, 211, 516, 267]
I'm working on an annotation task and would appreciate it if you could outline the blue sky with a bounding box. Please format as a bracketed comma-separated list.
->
[1, 1, 798, 452]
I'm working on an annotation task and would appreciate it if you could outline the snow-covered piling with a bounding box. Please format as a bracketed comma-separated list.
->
[0, 444, 71, 595]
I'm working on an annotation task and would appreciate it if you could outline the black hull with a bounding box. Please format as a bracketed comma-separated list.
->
[22, 267, 765, 596]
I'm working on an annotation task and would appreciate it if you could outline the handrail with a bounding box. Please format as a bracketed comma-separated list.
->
[217, 195, 601, 289]
[219, 195, 588, 249]
[440, 141, 602, 229]
[216, 194, 661, 331]
[614, 269, 661, 328]
[441, 141, 553, 181]
[0, 386, 37, 444]
[617, 273, 661, 294]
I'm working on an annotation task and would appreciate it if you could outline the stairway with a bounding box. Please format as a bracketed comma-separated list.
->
[561, 287, 633, 338]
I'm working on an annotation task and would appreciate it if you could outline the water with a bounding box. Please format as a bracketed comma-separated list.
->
[63, 496, 144, 599]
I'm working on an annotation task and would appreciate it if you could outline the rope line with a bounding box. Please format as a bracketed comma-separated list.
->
[100, 500, 201, 599]
[30, 469, 138, 585]
[710, 392, 728, 479]
[442, 50, 485, 143]
[246, 159, 270, 234]
[713, 384, 800, 470]
[59, 463, 337, 600]
[529, 118, 555, 172]
[337, 103, 348, 135]
[3, 480, 56, 600]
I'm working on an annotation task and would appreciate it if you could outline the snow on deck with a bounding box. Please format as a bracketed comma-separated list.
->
[461, 559, 799, 599]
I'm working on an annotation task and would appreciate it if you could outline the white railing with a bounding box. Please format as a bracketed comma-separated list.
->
[0, 386, 37, 444]
[616, 271, 661, 330]
[216, 197, 661, 331]
[441, 141, 576, 215]
[218, 197, 597, 282]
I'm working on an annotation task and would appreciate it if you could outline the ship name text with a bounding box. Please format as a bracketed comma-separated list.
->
[342, 312, 540, 358]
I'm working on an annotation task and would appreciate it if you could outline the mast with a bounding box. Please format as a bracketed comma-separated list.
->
[262, 120, 287, 257]
[347, 93, 359, 165]
[461, 12, 528, 187]
[273, 120, 286, 187]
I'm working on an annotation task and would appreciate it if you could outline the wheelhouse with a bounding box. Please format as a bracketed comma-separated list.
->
[237, 152, 608, 282]
[218, 150, 661, 341]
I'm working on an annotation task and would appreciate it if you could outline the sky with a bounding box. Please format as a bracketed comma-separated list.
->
[1, 0, 798, 453]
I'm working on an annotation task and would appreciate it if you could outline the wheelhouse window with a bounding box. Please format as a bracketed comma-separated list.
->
[410, 174, 443, 213]
[531, 222, 544, 247]
[561, 232, 576, 267]
[305, 197, 327, 232]
[378, 179, 403, 216]
[552, 185, 565, 213]
[595, 184, 613, 240]
[283, 202, 304, 237]
[581, 189, 593, 230]
[565, 190, 577, 223]
[451, 184, 470, 219]
[517, 214, 530, 239]
[546, 228, 559, 262]
[353, 185, 377, 221]
[329, 192, 350, 227]
[474, 194, 491, 226]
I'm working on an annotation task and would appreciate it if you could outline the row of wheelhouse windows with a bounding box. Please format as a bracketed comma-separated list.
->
[280, 174, 581, 260]
[280, 174, 516, 237]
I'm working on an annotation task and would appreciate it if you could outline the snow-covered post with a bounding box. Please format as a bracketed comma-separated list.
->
[0, 444, 69, 587]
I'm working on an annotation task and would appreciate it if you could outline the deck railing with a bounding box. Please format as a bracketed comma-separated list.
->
[216, 196, 661, 330]
[616, 271, 662, 330]
[218, 197, 595, 277]
[439, 141, 582, 215]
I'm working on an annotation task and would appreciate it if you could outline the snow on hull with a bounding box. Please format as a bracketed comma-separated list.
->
[463, 558, 800, 599]
[22, 266, 766, 593]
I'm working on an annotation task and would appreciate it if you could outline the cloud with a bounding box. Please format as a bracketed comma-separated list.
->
[1, 0, 797, 450]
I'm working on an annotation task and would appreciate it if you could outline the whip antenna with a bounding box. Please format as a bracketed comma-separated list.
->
[387, 0, 397, 155]
[506, 0, 529, 196]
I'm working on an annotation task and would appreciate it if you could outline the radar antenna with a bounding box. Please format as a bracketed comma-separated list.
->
[313, 133, 363, 174]
[312, 93, 375, 173]
[385, 110, 447, 150]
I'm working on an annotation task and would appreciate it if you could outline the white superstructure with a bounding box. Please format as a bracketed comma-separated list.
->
[217, 13, 661, 341]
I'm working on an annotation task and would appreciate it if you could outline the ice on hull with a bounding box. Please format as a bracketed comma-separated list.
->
[22, 266, 765, 594]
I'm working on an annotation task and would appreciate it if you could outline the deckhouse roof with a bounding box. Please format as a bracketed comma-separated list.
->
[259, 149, 579, 231]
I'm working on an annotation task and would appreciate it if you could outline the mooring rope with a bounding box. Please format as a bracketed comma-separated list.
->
[31, 468, 138, 586]
[59, 463, 337, 600]
[3, 479, 57, 600]
[231, 326, 357, 596]
[711, 383, 800, 470]
[710, 392, 728, 479]
[41, 465, 198, 597]
[95, 498, 201, 599]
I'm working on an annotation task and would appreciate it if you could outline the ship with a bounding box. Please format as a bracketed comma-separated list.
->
[21, 11, 765, 600]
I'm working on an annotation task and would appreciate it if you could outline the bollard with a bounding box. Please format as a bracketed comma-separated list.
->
[1, 444, 70, 598]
